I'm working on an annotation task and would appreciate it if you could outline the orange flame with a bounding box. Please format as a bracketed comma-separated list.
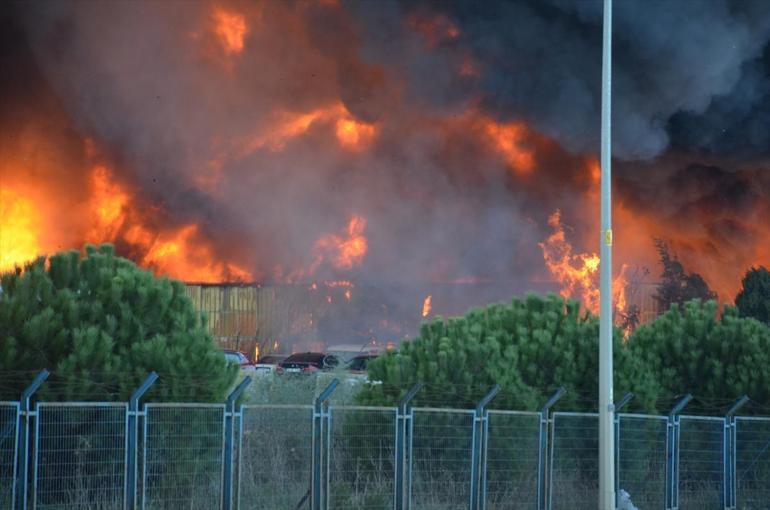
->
[0, 188, 42, 272]
[422, 295, 432, 317]
[212, 6, 247, 54]
[540, 210, 628, 318]
[313, 215, 368, 270]
[481, 118, 535, 174]
[335, 117, 376, 151]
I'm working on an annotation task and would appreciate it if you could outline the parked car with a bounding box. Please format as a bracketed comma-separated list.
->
[223, 349, 254, 370]
[276, 352, 340, 374]
[254, 354, 288, 374]
[346, 354, 378, 374]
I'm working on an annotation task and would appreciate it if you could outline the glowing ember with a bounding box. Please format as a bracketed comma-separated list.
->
[212, 7, 247, 54]
[344, 289, 352, 301]
[422, 295, 432, 317]
[0, 188, 42, 272]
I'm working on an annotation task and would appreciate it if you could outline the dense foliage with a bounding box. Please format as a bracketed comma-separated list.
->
[735, 266, 770, 325]
[357, 294, 659, 413]
[359, 294, 770, 415]
[0, 244, 237, 401]
[629, 300, 770, 413]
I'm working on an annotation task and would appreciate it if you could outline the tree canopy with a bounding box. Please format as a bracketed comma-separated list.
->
[653, 239, 716, 313]
[357, 294, 658, 413]
[735, 266, 770, 325]
[0, 244, 237, 401]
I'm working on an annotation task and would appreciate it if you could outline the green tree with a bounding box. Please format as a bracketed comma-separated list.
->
[653, 239, 717, 314]
[357, 294, 659, 413]
[735, 266, 770, 325]
[0, 244, 237, 401]
[628, 300, 770, 413]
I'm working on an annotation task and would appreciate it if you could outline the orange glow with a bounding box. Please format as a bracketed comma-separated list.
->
[408, 13, 461, 48]
[236, 103, 376, 157]
[344, 289, 352, 301]
[335, 117, 376, 151]
[0, 188, 42, 272]
[422, 295, 432, 317]
[481, 119, 535, 174]
[212, 7, 247, 54]
[314, 215, 368, 270]
[87, 165, 131, 242]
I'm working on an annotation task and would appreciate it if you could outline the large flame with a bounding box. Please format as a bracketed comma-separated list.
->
[0, 188, 42, 271]
[540, 209, 628, 318]
[422, 295, 432, 317]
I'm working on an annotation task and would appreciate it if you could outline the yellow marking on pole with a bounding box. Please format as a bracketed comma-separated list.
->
[605, 229, 613, 246]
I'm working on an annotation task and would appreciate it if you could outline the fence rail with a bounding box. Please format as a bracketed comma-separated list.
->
[3, 382, 770, 510]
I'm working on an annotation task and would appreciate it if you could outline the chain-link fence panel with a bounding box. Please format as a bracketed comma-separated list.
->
[33, 403, 127, 510]
[549, 412, 598, 510]
[410, 408, 474, 510]
[0, 403, 19, 510]
[616, 414, 666, 509]
[328, 406, 396, 510]
[142, 404, 225, 510]
[678, 416, 724, 510]
[485, 410, 540, 510]
[238, 405, 313, 510]
[735, 417, 770, 508]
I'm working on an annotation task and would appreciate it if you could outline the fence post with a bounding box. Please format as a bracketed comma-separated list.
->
[127, 372, 158, 510]
[396, 383, 423, 510]
[724, 395, 748, 510]
[613, 392, 634, 508]
[471, 385, 500, 510]
[666, 394, 692, 510]
[311, 379, 338, 510]
[223, 377, 252, 510]
[538, 387, 565, 510]
[16, 369, 48, 510]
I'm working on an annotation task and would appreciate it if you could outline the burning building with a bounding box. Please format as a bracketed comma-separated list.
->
[2, 1, 770, 351]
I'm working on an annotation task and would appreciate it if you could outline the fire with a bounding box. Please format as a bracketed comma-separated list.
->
[212, 7, 247, 54]
[335, 117, 376, 151]
[237, 102, 376, 157]
[313, 215, 368, 270]
[0, 188, 42, 272]
[480, 118, 535, 174]
[344, 289, 352, 301]
[422, 295, 432, 317]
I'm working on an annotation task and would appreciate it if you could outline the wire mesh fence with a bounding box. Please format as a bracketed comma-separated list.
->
[33, 403, 127, 510]
[549, 412, 598, 510]
[410, 408, 475, 510]
[4, 393, 770, 510]
[142, 404, 225, 510]
[0, 403, 19, 510]
[735, 417, 770, 509]
[328, 406, 396, 510]
[678, 416, 725, 509]
[485, 410, 540, 509]
[238, 405, 313, 510]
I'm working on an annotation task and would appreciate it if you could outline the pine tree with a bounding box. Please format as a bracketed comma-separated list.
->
[735, 266, 770, 325]
[0, 244, 237, 401]
[357, 294, 659, 413]
[653, 239, 717, 313]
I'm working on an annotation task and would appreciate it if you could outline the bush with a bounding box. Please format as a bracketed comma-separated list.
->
[0, 244, 237, 402]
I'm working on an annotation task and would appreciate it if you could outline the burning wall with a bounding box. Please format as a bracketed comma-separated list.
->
[2, 1, 770, 340]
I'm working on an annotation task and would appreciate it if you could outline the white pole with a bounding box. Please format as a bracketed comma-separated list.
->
[599, 0, 615, 508]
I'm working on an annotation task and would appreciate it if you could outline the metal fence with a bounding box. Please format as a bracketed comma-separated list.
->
[4, 375, 770, 510]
